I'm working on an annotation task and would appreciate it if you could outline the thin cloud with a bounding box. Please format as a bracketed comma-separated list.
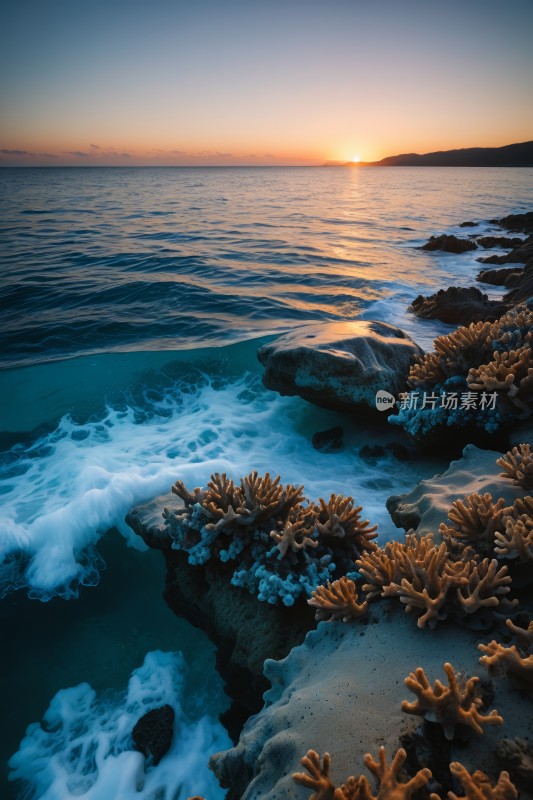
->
[89, 144, 100, 149]
[170, 149, 186, 155]
[38, 153, 59, 158]
[1, 148, 31, 155]
[65, 150, 90, 158]
[216, 151, 232, 157]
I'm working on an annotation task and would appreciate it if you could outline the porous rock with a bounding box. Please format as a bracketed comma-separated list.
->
[257, 320, 423, 413]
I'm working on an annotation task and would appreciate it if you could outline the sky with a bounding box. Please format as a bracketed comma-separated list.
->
[0, 0, 532, 166]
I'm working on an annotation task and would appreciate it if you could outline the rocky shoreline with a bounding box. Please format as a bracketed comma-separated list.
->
[125, 211, 533, 800]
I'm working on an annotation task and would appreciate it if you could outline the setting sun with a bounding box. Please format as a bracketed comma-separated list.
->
[352, 155, 361, 163]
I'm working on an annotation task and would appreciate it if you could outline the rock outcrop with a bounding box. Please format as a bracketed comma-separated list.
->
[409, 287, 505, 325]
[421, 235, 477, 253]
[257, 320, 423, 413]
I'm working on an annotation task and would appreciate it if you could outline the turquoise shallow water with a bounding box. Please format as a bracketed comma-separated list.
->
[1, 167, 532, 798]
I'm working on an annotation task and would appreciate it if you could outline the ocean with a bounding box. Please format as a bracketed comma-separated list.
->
[1, 166, 532, 799]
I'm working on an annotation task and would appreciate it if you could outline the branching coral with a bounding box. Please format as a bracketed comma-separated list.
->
[308, 577, 368, 623]
[439, 494, 506, 553]
[316, 495, 378, 551]
[391, 305, 533, 440]
[497, 444, 533, 489]
[440, 488, 533, 566]
[354, 534, 513, 629]
[292, 747, 432, 800]
[479, 617, 533, 688]
[439, 762, 518, 800]
[402, 662, 503, 740]
[164, 471, 377, 606]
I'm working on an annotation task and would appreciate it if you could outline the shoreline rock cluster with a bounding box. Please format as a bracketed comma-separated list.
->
[125, 210, 532, 800]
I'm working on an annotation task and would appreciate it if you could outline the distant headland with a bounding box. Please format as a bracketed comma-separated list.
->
[325, 139, 533, 167]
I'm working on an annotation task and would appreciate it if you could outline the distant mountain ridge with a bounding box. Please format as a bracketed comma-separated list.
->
[327, 140, 533, 167]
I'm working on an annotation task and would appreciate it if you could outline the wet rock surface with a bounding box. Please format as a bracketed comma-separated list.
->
[257, 320, 423, 413]
[409, 286, 505, 325]
[421, 234, 477, 253]
[132, 705, 175, 766]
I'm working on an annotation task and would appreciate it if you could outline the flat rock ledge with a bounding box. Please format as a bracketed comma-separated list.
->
[257, 320, 423, 413]
[386, 444, 525, 536]
[210, 603, 532, 800]
[126, 494, 315, 739]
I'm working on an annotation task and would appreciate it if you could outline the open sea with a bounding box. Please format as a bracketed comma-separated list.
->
[1, 166, 532, 799]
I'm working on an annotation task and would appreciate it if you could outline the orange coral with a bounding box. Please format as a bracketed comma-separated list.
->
[292, 747, 432, 800]
[434, 762, 518, 800]
[439, 493, 506, 551]
[479, 617, 533, 688]
[270, 506, 318, 557]
[316, 494, 378, 551]
[402, 662, 503, 740]
[497, 444, 533, 489]
[308, 577, 368, 623]
[467, 348, 533, 412]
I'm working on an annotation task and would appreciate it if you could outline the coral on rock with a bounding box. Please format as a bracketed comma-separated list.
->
[436, 762, 518, 800]
[390, 305, 533, 441]
[440, 487, 533, 566]
[308, 577, 368, 623]
[497, 444, 533, 489]
[479, 617, 533, 688]
[402, 662, 503, 740]
[354, 534, 514, 629]
[164, 472, 377, 606]
[292, 746, 432, 800]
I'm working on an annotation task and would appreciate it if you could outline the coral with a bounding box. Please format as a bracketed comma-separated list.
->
[316, 494, 378, 551]
[439, 494, 506, 553]
[467, 348, 533, 414]
[497, 444, 533, 489]
[391, 305, 533, 441]
[440, 762, 518, 800]
[402, 662, 503, 740]
[292, 747, 432, 800]
[479, 617, 533, 688]
[308, 577, 368, 623]
[163, 471, 377, 606]
[355, 533, 513, 629]
[270, 506, 318, 558]
[494, 515, 533, 562]
[441, 489, 533, 566]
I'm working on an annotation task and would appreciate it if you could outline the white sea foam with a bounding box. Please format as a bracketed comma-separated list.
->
[0, 373, 442, 599]
[8, 650, 230, 799]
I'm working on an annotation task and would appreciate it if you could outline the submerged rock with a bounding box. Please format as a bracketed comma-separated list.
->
[257, 320, 422, 413]
[421, 234, 477, 253]
[132, 704, 175, 766]
[311, 425, 344, 452]
[409, 286, 505, 325]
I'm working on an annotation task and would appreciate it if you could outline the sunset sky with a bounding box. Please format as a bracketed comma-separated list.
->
[1, 0, 532, 166]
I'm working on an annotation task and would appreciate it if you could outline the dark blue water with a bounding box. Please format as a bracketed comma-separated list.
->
[2, 166, 532, 369]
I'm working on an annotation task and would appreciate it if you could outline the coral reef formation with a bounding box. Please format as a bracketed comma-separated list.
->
[354, 533, 515, 629]
[390, 305, 533, 441]
[292, 746, 432, 800]
[439, 491, 533, 565]
[497, 444, 533, 489]
[441, 762, 517, 800]
[308, 576, 368, 623]
[495, 738, 533, 787]
[401, 662, 503, 740]
[163, 471, 377, 606]
[479, 618, 533, 688]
